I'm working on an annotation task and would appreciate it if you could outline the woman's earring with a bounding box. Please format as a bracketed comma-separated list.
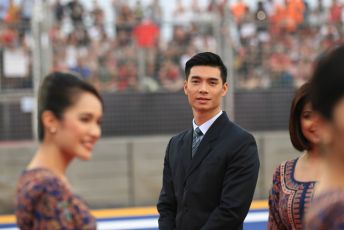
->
[50, 127, 57, 134]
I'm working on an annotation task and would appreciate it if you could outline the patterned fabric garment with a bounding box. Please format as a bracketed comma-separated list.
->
[267, 158, 315, 230]
[304, 190, 344, 230]
[15, 168, 96, 230]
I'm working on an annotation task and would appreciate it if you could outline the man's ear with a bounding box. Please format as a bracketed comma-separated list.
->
[222, 82, 229, 96]
[184, 80, 188, 95]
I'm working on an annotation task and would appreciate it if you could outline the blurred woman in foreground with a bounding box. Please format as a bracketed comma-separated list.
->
[304, 45, 344, 229]
[15, 72, 103, 229]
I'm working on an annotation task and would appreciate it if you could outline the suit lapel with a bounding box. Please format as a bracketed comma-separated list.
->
[183, 112, 229, 183]
[180, 129, 193, 173]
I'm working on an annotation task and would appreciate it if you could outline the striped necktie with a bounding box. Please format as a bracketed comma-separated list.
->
[192, 127, 203, 157]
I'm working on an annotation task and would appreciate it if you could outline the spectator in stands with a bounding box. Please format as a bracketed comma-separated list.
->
[231, 0, 248, 26]
[4, 0, 20, 25]
[115, 3, 136, 36]
[146, 0, 162, 26]
[207, 0, 220, 14]
[140, 61, 160, 92]
[289, 0, 305, 30]
[93, 54, 117, 91]
[272, 0, 296, 33]
[133, 17, 159, 49]
[72, 25, 91, 47]
[304, 45, 344, 230]
[301, 1, 311, 27]
[268, 82, 323, 229]
[67, 0, 85, 27]
[20, 0, 35, 27]
[173, 0, 191, 25]
[0, 0, 9, 22]
[190, 0, 202, 15]
[69, 56, 92, 82]
[317, 0, 325, 13]
[329, 0, 342, 32]
[264, 0, 275, 17]
[53, 0, 65, 25]
[309, 0, 327, 29]
[0, 24, 17, 46]
[15, 72, 103, 229]
[19, 0, 34, 35]
[117, 59, 139, 92]
[51, 53, 68, 72]
[133, 16, 159, 87]
[159, 59, 183, 92]
[165, 26, 191, 64]
[91, 0, 105, 28]
[133, 0, 144, 24]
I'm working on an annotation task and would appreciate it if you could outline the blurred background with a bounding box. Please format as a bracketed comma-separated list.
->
[0, 0, 343, 214]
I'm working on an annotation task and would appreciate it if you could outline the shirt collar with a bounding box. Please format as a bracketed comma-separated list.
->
[192, 111, 223, 135]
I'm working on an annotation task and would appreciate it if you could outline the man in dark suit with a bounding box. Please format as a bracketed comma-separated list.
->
[157, 52, 260, 230]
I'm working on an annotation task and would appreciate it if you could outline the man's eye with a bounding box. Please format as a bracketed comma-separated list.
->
[80, 117, 91, 122]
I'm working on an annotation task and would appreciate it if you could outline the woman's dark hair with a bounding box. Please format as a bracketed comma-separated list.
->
[185, 52, 227, 83]
[38, 71, 103, 141]
[289, 82, 312, 151]
[310, 45, 344, 120]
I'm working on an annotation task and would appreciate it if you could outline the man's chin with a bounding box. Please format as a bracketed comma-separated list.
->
[193, 106, 211, 112]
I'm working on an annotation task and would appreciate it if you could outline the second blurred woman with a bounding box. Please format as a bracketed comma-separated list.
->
[268, 82, 323, 229]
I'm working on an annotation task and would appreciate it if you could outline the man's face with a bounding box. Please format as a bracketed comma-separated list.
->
[184, 65, 228, 116]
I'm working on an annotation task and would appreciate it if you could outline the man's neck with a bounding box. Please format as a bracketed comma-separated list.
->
[193, 109, 221, 126]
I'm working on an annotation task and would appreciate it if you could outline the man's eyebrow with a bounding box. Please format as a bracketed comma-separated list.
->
[190, 76, 219, 80]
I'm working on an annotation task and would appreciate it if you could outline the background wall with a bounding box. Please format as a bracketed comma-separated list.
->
[0, 131, 299, 214]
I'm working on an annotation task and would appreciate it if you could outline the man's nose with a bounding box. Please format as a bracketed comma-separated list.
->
[199, 82, 208, 93]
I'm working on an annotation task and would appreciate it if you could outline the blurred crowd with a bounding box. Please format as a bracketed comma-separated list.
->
[0, 0, 343, 92]
[233, 0, 344, 89]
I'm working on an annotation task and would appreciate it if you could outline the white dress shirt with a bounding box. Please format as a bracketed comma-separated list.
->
[192, 110, 223, 136]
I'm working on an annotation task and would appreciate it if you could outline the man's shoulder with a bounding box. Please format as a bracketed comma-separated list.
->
[215, 112, 253, 138]
[223, 120, 255, 141]
[170, 129, 190, 142]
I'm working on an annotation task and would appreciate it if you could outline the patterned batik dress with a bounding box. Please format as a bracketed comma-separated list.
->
[267, 158, 315, 230]
[15, 168, 96, 230]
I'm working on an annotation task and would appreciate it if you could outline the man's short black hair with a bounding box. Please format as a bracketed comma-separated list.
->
[185, 52, 227, 83]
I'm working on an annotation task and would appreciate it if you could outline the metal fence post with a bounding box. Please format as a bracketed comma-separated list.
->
[216, 2, 235, 121]
[31, 0, 52, 140]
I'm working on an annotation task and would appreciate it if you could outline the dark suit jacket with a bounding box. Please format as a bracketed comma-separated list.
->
[157, 112, 260, 230]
